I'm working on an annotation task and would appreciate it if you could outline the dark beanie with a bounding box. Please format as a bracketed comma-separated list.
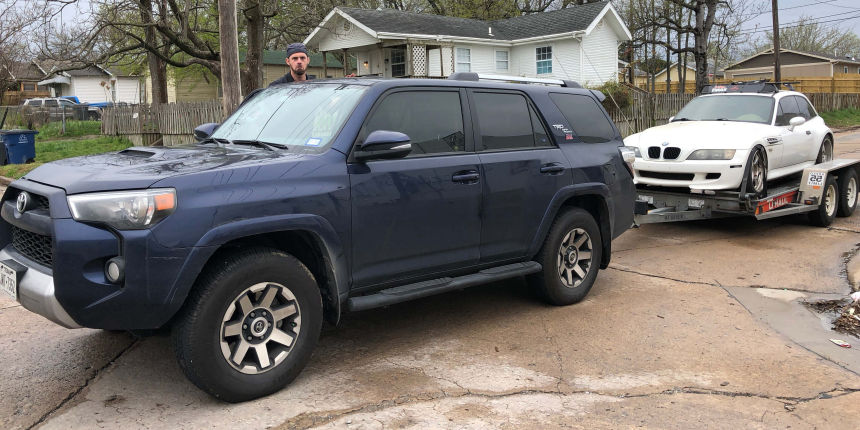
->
[286, 43, 309, 59]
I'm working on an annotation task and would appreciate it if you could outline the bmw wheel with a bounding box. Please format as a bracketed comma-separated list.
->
[816, 137, 834, 164]
[172, 248, 323, 402]
[742, 147, 767, 197]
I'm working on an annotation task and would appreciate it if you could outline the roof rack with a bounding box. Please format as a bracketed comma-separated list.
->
[447, 72, 582, 88]
[701, 79, 799, 94]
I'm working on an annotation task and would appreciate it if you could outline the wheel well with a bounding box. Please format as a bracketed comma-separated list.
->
[203, 231, 338, 325]
[558, 194, 611, 269]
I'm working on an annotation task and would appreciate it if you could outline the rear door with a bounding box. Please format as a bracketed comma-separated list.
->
[349, 88, 482, 288]
[468, 90, 572, 263]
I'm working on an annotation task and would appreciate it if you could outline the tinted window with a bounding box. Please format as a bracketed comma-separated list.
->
[45, 99, 58, 107]
[26, 100, 41, 106]
[473, 92, 537, 151]
[530, 105, 552, 147]
[549, 93, 616, 143]
[363, 91, 465, 155]
[776, 97, 800, 126]
[794, 96, 816, 119]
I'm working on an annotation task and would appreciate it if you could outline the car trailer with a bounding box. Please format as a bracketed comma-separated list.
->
[634, 158, 860, 227]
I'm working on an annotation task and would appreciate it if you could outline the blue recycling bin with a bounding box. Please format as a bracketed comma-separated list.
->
[0, 130, 37, 165]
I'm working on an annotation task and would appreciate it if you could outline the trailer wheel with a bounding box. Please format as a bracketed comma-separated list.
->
[528, 208, 602, 306]
[809, 175, 838, 227]
[837, 169, 858, 217]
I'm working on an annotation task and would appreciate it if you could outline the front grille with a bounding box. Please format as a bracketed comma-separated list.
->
[663, 147, 681, 160]
[648, 147, 661, 159]
[5, 189, 50, 212]
[11, 226, 53, 267]
[638, 171, 695, 181]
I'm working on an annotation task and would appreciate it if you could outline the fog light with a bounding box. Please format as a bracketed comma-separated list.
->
[105, 257, 125, 283]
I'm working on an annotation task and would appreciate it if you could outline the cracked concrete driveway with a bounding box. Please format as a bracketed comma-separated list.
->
[3, 131, 860, 429]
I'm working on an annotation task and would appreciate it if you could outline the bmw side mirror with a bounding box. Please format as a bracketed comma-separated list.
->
[354, 130, 412, 161]
[668, 116, 674, 122]
[193, 122, 220, 141]
[788, 116, 805, 131]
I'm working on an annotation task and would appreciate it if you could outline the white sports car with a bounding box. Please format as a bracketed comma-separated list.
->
[624, 82, 833, 195]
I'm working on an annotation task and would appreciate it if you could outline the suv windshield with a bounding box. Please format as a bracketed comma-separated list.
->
[673, 95, 774, 124]
[211, 83, 367, 152]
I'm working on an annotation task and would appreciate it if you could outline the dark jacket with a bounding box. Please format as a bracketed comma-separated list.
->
[269, 72, 316, 86]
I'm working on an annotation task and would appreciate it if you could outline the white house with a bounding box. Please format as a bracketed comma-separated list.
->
[303, 1, 631, 86]
[37, 65, 142, 104]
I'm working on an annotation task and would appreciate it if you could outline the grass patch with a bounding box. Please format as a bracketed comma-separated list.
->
[820, 108, 860, 128]
[34, 120, 102, 140]
[0, 136, 132, 179]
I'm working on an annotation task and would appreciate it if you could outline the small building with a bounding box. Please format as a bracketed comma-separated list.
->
[1, 61, 50, 105]
[38, 65, 142, 104]
[724, 49, 860, 80]
[303, 0, 631, 86]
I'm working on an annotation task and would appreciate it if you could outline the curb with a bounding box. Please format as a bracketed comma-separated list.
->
[0, 176, 13, 186]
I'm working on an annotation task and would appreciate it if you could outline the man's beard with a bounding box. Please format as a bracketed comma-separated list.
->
[292, 66, 306, 76]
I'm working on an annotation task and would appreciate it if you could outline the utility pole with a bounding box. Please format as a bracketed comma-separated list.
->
[771, 0, 781, 82]
[218, 0, 241, 115]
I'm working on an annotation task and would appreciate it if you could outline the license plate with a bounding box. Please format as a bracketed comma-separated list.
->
[0, 261, 17, 300]
[807, 171, 825, 187]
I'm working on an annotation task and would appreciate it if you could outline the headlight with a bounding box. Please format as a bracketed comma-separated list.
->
[621, 146, 641, 158]
[67, 189, 176, 230]
[687, 149, 736, 160]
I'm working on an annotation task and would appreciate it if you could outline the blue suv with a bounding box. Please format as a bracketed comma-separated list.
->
[0, 74, 635, 401]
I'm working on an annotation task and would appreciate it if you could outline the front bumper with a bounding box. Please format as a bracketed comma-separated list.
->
[633, 150, 749, 190]
[1, 246, 80, 328]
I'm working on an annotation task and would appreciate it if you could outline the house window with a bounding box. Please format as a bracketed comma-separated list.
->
[22, 83, 36, 91]
[391, 47, 406, 77]
[844, 66, 849, 74]
[536, 46, 552, 74]
[495, 50, 509, 71]
[456, 48, 471, 72]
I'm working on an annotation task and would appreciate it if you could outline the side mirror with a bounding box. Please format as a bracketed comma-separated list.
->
[193, 122, 220, 141]
[668, 116, 674, 122]
[788, 116, 806, 131]
[354, 130, 412, 161]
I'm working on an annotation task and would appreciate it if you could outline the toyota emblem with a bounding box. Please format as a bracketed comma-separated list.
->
[16, 192, 30, 214]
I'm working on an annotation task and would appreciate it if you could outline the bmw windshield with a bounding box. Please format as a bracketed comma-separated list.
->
[672, 95, 775, 124]
[210, 82, 368, 153]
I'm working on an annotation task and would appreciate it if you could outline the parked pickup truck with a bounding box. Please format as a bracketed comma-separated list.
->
[0, 73, 636, 402]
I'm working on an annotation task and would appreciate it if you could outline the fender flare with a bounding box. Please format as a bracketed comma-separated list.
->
[527, 183, 614, 269]
[164, 214, 349, 326]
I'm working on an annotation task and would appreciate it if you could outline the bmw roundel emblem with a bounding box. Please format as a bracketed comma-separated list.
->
[16, 191, 30, 214]
[661, 141, 670, 147]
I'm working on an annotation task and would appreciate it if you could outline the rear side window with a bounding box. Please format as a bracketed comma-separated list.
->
[776, 97, 800, 126]
[794, 96, 816, 119]
[549, 93, 616, 143]
[26, 100, 41, 106]
[45, 100, 58, 107]
[362, 90, 465, 155]
[472, 92, 549, 151]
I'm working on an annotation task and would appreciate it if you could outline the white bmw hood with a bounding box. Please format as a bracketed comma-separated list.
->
[625, 121, 778, 150]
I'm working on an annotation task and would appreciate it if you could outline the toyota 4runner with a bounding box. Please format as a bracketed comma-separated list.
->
[0, 73, 635, 401]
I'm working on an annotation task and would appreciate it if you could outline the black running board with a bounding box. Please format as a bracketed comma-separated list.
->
[346, 262, 543, 312]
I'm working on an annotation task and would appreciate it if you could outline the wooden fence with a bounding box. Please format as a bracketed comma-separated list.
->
[639, 74, 860, 94]
[101, 101, 224, 146]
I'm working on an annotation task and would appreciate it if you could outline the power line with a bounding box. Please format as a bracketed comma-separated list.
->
[736, 11, 860, 36]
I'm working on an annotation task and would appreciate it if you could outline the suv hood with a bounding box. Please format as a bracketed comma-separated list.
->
[625, 121, 778, 150]
[24, 145, 287, 194]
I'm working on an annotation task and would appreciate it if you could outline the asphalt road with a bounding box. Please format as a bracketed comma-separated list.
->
[3, 131, 860, 429]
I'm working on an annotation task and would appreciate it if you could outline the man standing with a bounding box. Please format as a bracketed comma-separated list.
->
[269, 43, 316, 86]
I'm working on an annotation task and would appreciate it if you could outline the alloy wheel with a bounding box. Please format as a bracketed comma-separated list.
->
[556, 228, 593, 288]
[751, 150, 765, 193]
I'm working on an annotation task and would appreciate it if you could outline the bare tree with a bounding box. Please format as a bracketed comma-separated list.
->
[0, 1, 48, 104]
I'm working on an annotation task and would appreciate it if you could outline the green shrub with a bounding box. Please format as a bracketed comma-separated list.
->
[589, 81, 632, 112]
[35, 121, 102, 140]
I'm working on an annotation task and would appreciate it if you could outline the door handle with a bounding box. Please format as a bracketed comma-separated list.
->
[540, 164, 565, 174]
[452, 171, 480, 183]
[806, 130, 812, 135]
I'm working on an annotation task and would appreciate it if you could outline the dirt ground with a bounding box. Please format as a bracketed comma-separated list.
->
[2, 130, 860, 429]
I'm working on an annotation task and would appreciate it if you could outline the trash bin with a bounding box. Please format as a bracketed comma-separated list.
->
[0, 130, 37, 165]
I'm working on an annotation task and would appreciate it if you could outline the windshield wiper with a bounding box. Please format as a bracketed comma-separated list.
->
[672, 117, 694, 122]
[231, 139, 288, 151]
[197, 137, 230, 146]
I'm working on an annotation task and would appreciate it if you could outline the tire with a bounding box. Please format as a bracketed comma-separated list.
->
[809, 175, 839, 227]
[837, 168, 858, 217]
[172, 247, 323, 402]
[528, 207, 603, 306]
[742, 147, 767, 197]
[816, 136, 834, 164]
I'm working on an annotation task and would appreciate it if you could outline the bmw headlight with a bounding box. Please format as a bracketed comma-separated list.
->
[67, 189, 176, 230]
[687, 149, 736, 160]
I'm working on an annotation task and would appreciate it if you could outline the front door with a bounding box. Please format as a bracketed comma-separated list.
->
[349, 88, 481, 288]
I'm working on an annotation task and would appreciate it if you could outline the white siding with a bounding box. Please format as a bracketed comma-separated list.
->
[318, 15, 379, 51]
[510, 39, 581, 82]
[581, 19, 618, 85]
[114, 77, 141, 103]
[453, 44, 497, 74]
[428, 48, 442, 77]
[355, 50, 383, 76]
[69, 76, 112, 103]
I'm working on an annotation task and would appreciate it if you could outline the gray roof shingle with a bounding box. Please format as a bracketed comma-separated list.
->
[338, 1, 609, 41]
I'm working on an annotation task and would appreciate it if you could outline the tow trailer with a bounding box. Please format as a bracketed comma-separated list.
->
[634, 158, 860, 227]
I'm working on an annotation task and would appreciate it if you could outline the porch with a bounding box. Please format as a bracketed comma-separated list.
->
[321, 41, 457, 79]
